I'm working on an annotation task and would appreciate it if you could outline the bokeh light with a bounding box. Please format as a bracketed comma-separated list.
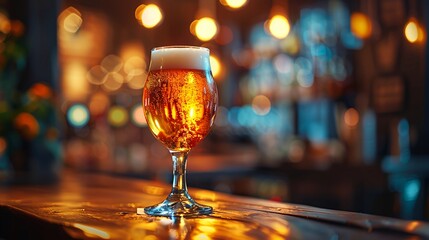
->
[344, 108, 359, 127]
[405, 20, 418, 43]
[120, 42, 145, 62]
[220, 0, 248, 9]
[89, 92, 110, 116]
[63, 11, 82, 33]
[124, 56, 147, 89]
[295, 57, 314, 88]
[273, 54, 294, 75]
[134, 4, 145, 20]
[124, 56, 145, 76]
[210, 54, 222, 79]
[14, 112, 40, 140]
[0, 12, 11, 35]
[108, 106, 129, 127]
[404, 18, 424, 43]
[127, 74, 146, 89]
[189, 19, 198, 36]
[102, 72, 124, 92]
[29, 83, 53, 99]
[67, 104, 90, 128]
[280, 32, 300, 55]
[59, 7, 82, 34]
[101, 54, 123, 72]
[266, 14, 290, 39]
[350, 12, 372, 39]
[252, 95, 271, 116]
[417, 26, 425, 43]
[131, 104, 147, 127]
[87, 65, 108, 85]
[195, 17, 218, 41]
[139, 4, 163, 29]
[10, 20, 24, 37]
[62, 62, 89, 101]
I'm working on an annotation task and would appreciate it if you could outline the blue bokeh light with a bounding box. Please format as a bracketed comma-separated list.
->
[67, 104, 90, 128]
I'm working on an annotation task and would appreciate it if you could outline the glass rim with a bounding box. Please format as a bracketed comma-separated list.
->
[151, 45, 209, 52]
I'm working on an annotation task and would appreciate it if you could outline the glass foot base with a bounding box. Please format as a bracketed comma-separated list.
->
[143, 196, 212, 217]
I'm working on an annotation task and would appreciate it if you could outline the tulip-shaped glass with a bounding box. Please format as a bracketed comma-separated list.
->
[142, 46, 218, 216]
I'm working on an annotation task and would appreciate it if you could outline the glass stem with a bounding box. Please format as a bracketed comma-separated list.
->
[143, 150, 212, 216]
[170, 151, 189, 195]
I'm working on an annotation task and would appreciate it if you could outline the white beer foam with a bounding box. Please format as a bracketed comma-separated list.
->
[149, 46, 211, 71]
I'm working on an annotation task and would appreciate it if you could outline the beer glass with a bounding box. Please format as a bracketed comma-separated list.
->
[142, 46, 218, 216]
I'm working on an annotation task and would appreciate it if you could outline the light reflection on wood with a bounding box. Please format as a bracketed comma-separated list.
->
[0, 169, 428, 240]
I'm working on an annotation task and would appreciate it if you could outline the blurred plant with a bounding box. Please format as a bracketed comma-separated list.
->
[0, 9, 61, 182]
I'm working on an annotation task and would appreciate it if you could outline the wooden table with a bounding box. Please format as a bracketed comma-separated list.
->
[1, 170, 428, 240]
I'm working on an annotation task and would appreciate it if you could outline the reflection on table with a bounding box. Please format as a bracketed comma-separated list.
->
[1, 169, 428, 239]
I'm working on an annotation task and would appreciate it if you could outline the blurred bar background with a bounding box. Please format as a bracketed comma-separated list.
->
[1, 0, 429, 221]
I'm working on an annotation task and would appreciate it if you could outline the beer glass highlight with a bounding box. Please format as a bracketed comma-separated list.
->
[142, 46, 218, 216]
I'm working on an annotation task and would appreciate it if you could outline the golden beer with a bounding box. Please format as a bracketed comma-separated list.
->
[143, 69, 217, 151]
[141, 46, 217, 216]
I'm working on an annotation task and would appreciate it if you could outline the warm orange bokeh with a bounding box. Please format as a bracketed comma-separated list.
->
[350, 12, 372, 39]
[29, 83, 53, 99]
[14, 112, 40, 140]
